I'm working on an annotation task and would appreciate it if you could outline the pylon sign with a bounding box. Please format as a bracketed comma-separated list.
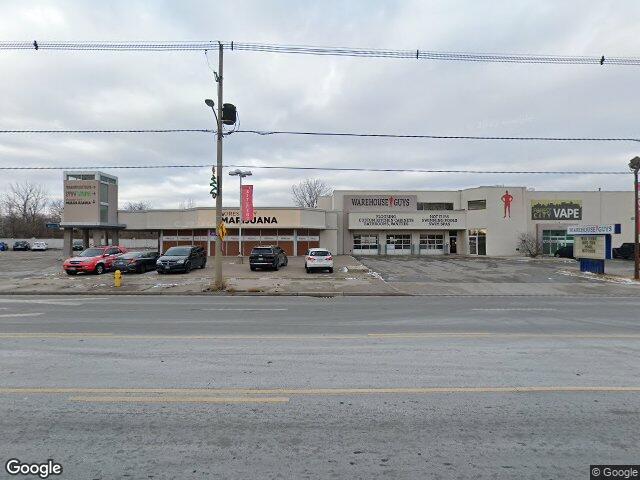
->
[209, 173, 218, 198]
[216, 221, 227, 241]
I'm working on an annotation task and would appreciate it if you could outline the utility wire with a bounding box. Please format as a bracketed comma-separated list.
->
[0, 164, 628, 174]
[0, 128, 638, 143]
[2, 40, 640, 66]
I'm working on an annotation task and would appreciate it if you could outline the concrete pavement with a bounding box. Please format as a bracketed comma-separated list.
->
[0, 295, 639, 478]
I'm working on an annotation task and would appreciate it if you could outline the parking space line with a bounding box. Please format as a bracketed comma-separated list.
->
[0, 313, 44, 318]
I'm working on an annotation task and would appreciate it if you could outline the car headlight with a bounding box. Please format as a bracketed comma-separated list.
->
[177, 259, 185, 264]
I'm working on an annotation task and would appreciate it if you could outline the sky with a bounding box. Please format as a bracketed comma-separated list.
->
[1, 0, 639, 209]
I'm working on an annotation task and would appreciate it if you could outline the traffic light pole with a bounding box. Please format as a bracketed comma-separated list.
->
[213, 43, 224, 289]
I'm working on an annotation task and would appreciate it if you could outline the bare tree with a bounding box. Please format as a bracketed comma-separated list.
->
[291, 179, 332, 208]
[123, 201, 152, 211]
[178, 198, 196, 209]
[517, 232, 542, 257]
[48, 199, 64, 222]
[2, 182, 49, 223]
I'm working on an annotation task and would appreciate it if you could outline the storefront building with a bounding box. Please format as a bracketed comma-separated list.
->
[319, 187, 635, 256]
[60, 172, 635, 257]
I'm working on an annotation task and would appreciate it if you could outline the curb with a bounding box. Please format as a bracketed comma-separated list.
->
[0, 291, 636, 298]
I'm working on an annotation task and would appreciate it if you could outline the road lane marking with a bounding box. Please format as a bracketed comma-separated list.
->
[1, 332, 640, 340]
[200, 308, 289, 311]
[472, 308, 557, 311]
[3, 386, 640, 396]
[70, 396, 290, 404]
[0, 313, 44, 318]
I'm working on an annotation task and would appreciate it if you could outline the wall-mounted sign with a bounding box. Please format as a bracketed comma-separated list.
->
[348, 212, 466, 230]
[574, 235, 606, 260]
[567, 224, 617, 235]
[344, 195, 417, 212]
[222, 210, 278, 225]
[531, 200, 582, 220]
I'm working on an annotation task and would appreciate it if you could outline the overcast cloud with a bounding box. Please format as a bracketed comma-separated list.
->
[1, 0, 639, 209]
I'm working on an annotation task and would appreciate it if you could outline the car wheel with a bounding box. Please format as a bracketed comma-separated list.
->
[554, 253, 559, 257]
[200, 260, 206, 269]
[157, 269, 164, 274]
[284, 258, 288, 266]
[185, 262, 192, 273]
[65, 271, 77, 276]
[95, 264, 105, 275]
[328, 268, 333, 273]
[306, 267, 311, 273]
[273, 262, 279, 271]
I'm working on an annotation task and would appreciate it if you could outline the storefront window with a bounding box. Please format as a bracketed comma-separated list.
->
[468, 229, 487, 255]
[419, 234, 444, 250]
[353, 234, 379, 251]
[386, 234, 411, 250]
[542, 229, 574, 255]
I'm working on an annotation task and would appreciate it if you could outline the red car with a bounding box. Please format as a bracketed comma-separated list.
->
[63, 245, 127, 275]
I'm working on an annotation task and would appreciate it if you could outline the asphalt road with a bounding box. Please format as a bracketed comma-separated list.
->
[1, 295, 639, 479]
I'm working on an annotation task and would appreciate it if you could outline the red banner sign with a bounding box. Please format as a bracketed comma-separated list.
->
[241, 184, 254, 222]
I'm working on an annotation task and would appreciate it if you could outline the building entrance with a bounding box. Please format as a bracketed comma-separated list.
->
[468, 229, 487, 255]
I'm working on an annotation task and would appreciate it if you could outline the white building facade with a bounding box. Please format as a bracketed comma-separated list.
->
[319, 187, 634, 257]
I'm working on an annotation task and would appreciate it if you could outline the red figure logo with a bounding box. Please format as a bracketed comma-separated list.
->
[501, 190, 513, 218]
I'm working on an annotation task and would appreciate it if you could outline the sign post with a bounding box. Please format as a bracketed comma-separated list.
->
[567, 224, 620, 275]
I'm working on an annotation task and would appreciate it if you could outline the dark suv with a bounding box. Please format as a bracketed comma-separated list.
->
[13, 241, 31, 251]
[156, 246, 207, 273]
[249, 246, 288, 271]
[613, 243, 635, 260]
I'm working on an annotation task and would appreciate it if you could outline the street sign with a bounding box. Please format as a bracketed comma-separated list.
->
[216, 222, 227, 241]
[45, 223, 60, 229]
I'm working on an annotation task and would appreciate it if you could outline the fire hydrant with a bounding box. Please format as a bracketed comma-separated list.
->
[114, 269, 122, 288]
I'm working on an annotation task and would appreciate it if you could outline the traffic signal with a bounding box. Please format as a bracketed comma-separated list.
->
[209, 173, 218, 198]
[222, 103, 237, 125]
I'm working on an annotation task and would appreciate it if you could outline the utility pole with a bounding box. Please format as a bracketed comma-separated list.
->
[203, 43, 225, 289]
[214, 42, 224, 289]
[630, 156, 640, 280]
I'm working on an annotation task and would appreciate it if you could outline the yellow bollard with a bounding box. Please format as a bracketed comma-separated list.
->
[114, 269, 122, 288]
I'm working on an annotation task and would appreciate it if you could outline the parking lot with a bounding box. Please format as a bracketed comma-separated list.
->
[356, 255, 640, 295]
[0, 250, 389, 295]
[1, 249, 639, 296]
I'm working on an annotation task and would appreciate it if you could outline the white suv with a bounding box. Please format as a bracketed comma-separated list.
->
[305, 248, 334, 273]
[31, 241, 48, 251]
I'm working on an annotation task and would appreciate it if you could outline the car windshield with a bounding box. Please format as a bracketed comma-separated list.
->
[309, 250, 330, 256]
[78, 248, 105, 257]
[252, 248, 273, 254]
[164, 247, 190, 256]
[119, 252, 142, 259]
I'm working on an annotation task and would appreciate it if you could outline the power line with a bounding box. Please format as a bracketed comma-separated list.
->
[2, 40, 640, 66]
[0, 128, 638, 143]
[234, 130, 640, 143]
[0, 164, 629, 174]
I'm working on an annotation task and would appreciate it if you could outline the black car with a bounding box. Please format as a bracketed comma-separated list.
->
[72, 240, 85, 251]
[249, 246, 288, 271]
[613, 243, 635, 260]
[156, 246, 206, 273]
[554, 245, 574, 258]
[112, 251, 159, 273]
[13, 241, 31, 251]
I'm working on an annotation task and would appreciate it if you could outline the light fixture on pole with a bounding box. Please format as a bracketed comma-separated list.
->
[229, 169, 252, 257]
[629, 156, 640, 280]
